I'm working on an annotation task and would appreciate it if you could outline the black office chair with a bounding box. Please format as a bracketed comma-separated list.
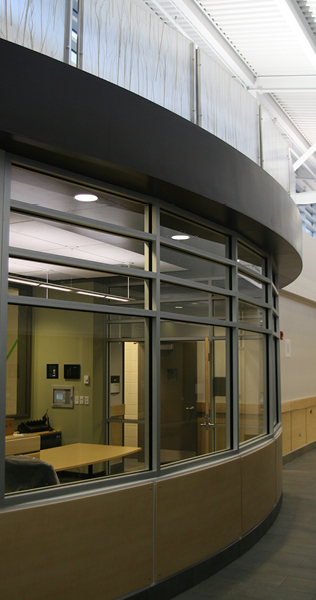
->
[5, 455, 60, 494]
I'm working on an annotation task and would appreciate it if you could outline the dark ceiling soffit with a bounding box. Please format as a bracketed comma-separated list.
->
[0, 39, 302, 287]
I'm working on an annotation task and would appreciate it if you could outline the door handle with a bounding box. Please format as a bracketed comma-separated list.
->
[185, 406, 195, 410]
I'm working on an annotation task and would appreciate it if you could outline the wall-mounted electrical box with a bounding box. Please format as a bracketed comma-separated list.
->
[64, 364, 81, 379]
[52, 385, 74, 409]
[110, 375, 120, 394]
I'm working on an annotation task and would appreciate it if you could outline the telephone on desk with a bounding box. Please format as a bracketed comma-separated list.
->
[18, 411, 52, 434]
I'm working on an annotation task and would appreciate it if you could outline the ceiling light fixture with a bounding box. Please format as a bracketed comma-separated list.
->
[171, 234, 190, 241]
[74, 193, 98, 202]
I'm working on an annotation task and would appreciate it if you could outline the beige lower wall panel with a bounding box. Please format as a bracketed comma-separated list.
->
[0, 483, 153, 600]
[291, 408, 306, 451]
[155, 458, 241, 581]
[275, 432, 283, 502]
[281, 412, 291, 455]
[241, 440, 276, 536]
[306, 406, 316, 444]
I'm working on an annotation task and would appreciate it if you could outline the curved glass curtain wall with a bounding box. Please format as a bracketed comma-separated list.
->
[4, 162, 280, 496]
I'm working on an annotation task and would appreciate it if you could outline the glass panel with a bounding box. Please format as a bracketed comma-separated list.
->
[160, 281, 229, 319]
[199, 48, 259, 163]
[10, 212, 146, 270]
[238, 242, 265, 275]
[82, 0, 191, 120]
[5, 307, 147, 494]
[273, 338, 279, 427]
[11, 167, 146, 231]
[238, 300, 265, 328]
[1, 0, 66, 61]
[8, 258, 146, 308]
[160, 212, 228, 257]
[273, 293, 278, 310]
[107, 338, 146, 476]
[6, 292, 31, 418]
[160, 246, 229, 289]
[238, 272, 265, 302]
[239, 330, 266, 443]
[160, 321, 230, 466]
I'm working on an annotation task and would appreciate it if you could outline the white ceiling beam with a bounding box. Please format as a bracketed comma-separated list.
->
[293, 142, 316, 171]
[166, 0, 256, 86]
[274, 0, 316, 69]
[291, 190, 316, 204]
[251, 74, 316, 93]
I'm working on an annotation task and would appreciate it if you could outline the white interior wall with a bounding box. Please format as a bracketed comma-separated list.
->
[280, 232, 316, 402]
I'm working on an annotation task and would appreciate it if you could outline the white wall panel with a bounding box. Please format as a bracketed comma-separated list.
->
[199, 49, 259, 163]
[261, 107, 290, 192]
[0, 0, 65, 61]
[82, 0, 191, 120]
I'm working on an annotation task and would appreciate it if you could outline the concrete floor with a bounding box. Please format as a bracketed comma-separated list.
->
[174, 449, 316, 600]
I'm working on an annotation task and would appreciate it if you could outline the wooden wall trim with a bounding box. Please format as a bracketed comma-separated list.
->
[0, 483, 154, 600]
[282, 396, 316, 413]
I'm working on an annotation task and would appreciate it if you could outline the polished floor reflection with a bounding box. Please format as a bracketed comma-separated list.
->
[174, 449, 316, 600]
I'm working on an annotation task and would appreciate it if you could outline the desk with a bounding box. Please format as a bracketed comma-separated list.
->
[40, 443, 140, 475]
[5, 434, 40, 457]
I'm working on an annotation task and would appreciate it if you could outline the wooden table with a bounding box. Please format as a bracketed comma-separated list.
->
[40, 443, 141, 475]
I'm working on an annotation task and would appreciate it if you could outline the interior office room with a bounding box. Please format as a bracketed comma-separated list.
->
[0, 1, 316, 599]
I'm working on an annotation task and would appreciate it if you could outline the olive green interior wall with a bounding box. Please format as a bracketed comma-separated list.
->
[31, 308, 103, 446]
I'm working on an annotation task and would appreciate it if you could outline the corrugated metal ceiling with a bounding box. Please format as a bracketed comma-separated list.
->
[141, 0, 316, 187]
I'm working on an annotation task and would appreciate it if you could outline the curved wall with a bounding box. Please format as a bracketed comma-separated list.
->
[0, 40, 302, 287]
[0, 38, 299, 600]
[0, 434, 282, 600]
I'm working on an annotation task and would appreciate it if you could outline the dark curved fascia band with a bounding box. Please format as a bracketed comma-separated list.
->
[0, 39, 302, 287]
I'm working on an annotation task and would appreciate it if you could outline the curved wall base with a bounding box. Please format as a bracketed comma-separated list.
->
[131, 494, 282, 600]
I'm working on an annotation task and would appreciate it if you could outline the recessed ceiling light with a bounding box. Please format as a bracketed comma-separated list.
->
[74, 193, 98, 202]
[171, 234, 190, 240]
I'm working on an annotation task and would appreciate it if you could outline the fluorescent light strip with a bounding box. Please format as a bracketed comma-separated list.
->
[8, 276, 131, 302]
[105, 295, 129, 302]
[39, 284, 71, 292]
[8, 276, 39, 287]
[76, 290, 105, 298]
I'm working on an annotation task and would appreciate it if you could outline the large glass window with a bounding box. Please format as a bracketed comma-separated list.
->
[11, 167, 146, 231]
[160, 211, 228, 257]
[5, 305, 148, 493]
[160, 321, 230, 465]
[10, 212, 147, 270]
[160, 246, 229, 289]
[9, 258, 146, 308]
[238, 242, 265, 276]
[2, 161, 280, 500]
[160, 281, 229, 320]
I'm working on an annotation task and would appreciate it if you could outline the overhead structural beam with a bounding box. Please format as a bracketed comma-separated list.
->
[293, 142, 316, 171]
[291, 190, 316, 204]
[274, 0, 316, 70]
[167, 0, 256, 86]
[251, 74, 316, 93]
